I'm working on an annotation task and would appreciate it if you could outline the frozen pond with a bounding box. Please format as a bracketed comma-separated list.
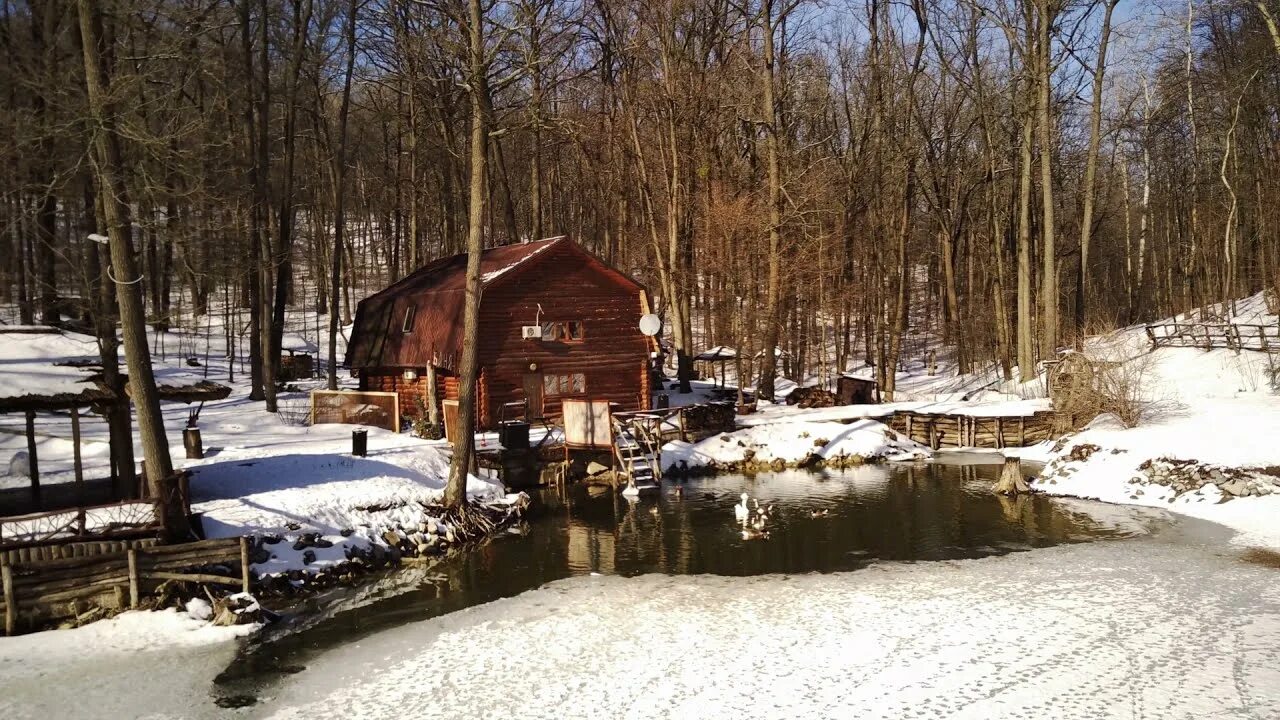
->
[7, 463, 1280, 718]
[219, 462, 1157, 695]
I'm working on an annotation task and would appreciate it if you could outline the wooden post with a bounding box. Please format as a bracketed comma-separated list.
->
[239, 536, 252, 594]
[182, 427, 203, 459]
[1018, 417, 1026, 446]
[996, 417, 1005, 449]
[70, 406, 85, 499]
[425, 365, 441, 429]
[24, 410, 40, 502]
[2, 558, 15, 636]
[127, 548, 140, 608]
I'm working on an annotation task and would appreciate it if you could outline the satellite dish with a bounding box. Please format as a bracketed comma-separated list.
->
[639, 313, 662, 337]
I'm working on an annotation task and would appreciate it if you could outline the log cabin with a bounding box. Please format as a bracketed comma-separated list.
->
[345, 237, 654, 430]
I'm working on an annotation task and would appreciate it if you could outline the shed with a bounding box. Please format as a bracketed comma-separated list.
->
[345, 237, 654, 430]
[836, 375, 881, 405]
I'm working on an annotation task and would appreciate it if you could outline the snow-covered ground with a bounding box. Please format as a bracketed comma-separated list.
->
[188, 423, 507, 573]
[662, 419, 929, 472]
[1025, 292, 1280, 549]
[257, 529, 1280, 720]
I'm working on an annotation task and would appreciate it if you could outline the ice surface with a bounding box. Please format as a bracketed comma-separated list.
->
[260, 535, 1280, 720]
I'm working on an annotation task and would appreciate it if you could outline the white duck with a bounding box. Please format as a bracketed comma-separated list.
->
[734, 493, 751, 524]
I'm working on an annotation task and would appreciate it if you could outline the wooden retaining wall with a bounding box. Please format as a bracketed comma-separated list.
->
[0, 536, 251, 635]
[889, 409, 1061, 450]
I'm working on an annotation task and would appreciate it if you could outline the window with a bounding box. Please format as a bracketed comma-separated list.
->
[543, 372, 586, 397]
[539, 321, 585, 342]
[401, 304, 416, 333]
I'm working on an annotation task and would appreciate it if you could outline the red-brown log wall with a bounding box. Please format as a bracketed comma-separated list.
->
[358, 242, 648, 430]
[477, 242, 649, 426]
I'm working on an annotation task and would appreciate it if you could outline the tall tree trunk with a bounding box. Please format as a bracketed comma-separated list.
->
[1075, 0, 1116, 334]
[445, 0, 490, 507]
[265, 0, 315, 412]
[1017, 96, 1035, 378]
[77, 0, 185, 538]
[756, 0, 783, 402]
[327, 0, 358, 391]
[240, 0, 266, 401]
[32, 1, 59, 325]
[1036, 0, 1058, 359]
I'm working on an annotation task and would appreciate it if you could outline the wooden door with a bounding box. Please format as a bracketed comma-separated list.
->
[523, 371, 545, 420]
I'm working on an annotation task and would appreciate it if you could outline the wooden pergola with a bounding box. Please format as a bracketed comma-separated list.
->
[0, 379, 230, 515]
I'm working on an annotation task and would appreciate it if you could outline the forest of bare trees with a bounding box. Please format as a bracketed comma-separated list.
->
[3, 0, 1279, 405]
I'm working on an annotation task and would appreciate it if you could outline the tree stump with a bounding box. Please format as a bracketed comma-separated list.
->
[993, 457, 1030, 495]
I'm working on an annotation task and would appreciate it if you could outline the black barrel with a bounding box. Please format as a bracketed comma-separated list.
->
[352, 428, 368, 457]
[656, 393, 670, 409]
[499, 420, 530, 449]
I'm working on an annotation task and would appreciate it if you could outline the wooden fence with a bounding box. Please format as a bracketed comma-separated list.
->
[0, 499, 161, 552]
[0, 536, 251, 635]
[889, 409, 1061, 450]
[1145, 322, 1280, 352]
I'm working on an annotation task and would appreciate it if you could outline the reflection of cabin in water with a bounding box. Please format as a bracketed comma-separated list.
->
[345, 237, 654, 430]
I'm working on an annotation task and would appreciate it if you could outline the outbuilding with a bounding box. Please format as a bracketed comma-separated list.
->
[345, 237, 655, 430]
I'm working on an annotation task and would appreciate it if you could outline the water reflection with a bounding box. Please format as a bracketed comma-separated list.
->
[220, 463, 1153, 697]
[552, 464, 1139, 576]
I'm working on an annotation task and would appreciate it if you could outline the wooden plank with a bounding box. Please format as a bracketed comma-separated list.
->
[2, 558, 14, 635]
[70, 406, 84, 493]
[145, 571, 242, 586]
[136, 537, 241, 557]
[25, 410, 40, 499]
[239, 537, 252, 594]
[127, 549, 139, 608]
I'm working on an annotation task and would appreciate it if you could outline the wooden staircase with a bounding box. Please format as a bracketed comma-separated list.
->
[611, 412, 663, 494]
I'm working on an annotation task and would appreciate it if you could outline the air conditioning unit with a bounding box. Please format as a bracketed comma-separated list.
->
[521, 325, 544, 340]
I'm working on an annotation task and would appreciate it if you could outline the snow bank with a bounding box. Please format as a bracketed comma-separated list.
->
[662, 419, 929, 473]
[260, 539, 1280, 719]
[190, 436, 507, 574]
[1028, 291, 1280, 549]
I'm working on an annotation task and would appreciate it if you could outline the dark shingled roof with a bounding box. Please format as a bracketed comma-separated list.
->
[345, 238, 562, 372]
[345, 237, 643, 372]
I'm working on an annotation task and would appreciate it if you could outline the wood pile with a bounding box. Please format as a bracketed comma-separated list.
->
[785, 387, 838, 408]
[681, 401, 736, 434]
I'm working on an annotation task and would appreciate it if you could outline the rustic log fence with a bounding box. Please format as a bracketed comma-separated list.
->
[0, 499, 161, 552]
[1145, 322, 1280, 352]
[0, 536, 251, 635]
[889, 409, 1061, 450]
